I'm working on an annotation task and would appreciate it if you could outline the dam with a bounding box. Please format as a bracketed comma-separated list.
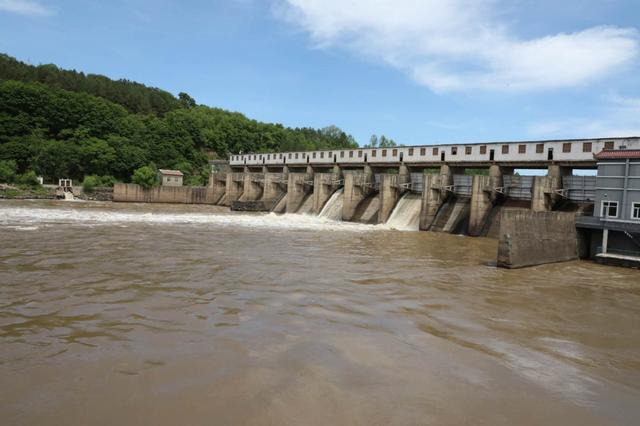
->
[113, 136, 640, 267]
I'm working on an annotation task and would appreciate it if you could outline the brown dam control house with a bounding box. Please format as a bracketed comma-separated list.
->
[158, 169, 184, 187]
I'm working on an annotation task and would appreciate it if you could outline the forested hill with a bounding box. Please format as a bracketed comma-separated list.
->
[0, 53, 181, 115]
[0, 53, 358, 184]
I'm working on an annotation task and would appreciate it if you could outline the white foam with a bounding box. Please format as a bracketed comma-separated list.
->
[318, 188, 344, 221]
[0, 206, 379, 232]
[386, 193, 421, 231]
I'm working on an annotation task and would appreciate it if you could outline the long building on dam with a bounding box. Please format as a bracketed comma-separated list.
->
[113, 136, 640, 267]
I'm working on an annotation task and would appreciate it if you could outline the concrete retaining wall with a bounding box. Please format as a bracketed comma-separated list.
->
[113, 183, 219, 204]
[497, 210, 578, 268]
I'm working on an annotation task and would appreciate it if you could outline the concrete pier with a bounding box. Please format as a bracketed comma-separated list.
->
[286, 173, 313, 213]
[223, 172, 244, 206]
[209, 172, 227, 205]
[342, 166, 374, 222]
[468, 175, 492, 236]
[240, 173, 263, 202]
[312, 172, 341, 214]
[531, 165, 570, 211]
[420, 174, 445, 230]
[378, 174, 400, 224]
[262, 173, 286, 204]
[419, 166, 455, 230]
[497, 210, 578, 268]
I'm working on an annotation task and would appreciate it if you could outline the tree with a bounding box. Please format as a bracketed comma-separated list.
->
[132, 166, 157, 189]
[17, 170, 40, 186]
[178, 92, 196, 109]
[0, 159, 16, 183]
[82, 175, 101, 193]
[378, 135, 397, 148]
[364, 134, 397, 148]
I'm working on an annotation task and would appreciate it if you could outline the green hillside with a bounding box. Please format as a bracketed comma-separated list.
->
[0, 54, 358, 184]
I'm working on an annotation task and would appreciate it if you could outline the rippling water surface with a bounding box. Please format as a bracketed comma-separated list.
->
[1, 200, 639, 425]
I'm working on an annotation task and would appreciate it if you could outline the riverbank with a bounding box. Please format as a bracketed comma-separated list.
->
[0, 184, 55, 199]
[0, 184, 114, 201]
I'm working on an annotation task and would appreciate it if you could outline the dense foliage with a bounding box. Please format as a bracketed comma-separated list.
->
[0, 53, 180, 115]
[82, 174, 117, 192]
[131, 166, 158, 189]
[0, 54, 358, 184]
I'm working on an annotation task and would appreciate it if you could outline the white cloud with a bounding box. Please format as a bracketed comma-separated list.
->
[276, 0, 639, 92]
[604, 93, 640, 114]
[0, 0, 52, 16]
[527, 94, 640, 138]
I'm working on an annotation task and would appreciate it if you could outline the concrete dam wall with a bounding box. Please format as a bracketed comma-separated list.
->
[114, 162, 595, 267]
[113, 183, 222, 204]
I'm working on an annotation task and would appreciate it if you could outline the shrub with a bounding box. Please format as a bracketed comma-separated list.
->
[99, 175, 117, 187]
[82, 175, 101, 193]
[132, 166, 158, 189]
[16, 170, 40, 186]
[0, 160, 17, 183]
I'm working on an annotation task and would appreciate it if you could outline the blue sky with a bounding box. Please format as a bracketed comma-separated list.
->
[0, 0, 639, 147]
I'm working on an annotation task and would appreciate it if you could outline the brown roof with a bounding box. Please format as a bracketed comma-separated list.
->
[158, 169, 184, 176]
[595, 150, 640, 160]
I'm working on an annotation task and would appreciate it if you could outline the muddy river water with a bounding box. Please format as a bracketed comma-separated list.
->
[1, 200, 639, 425]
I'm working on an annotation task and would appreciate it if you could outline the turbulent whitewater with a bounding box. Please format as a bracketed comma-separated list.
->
[386, 193, 421, 231]
[318, 188, 344, 221]
[0, 202, 374, 232]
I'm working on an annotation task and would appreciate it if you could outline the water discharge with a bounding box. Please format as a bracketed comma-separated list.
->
[296, 193, 314, 215]
[318, 188, 344, 221]
[1, 200, 639, 425]
[386, 193, 421, 231]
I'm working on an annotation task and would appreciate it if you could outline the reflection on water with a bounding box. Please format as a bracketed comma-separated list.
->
[1, 200, 639, 425]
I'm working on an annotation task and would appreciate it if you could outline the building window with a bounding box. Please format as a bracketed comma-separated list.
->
[382, 149, 387, 157]
[349, 151, 354, 158]
[536, 144, 544, 154]
[633, 202, 640, 220]
[583, 142, 592, 152]
[358, 150, 363, 158]
[408, 148, 414, 156]
[279, 154, 283, 159]
[480, 145, 486, 155]
[253, 155, 257, 160]
[392, 149, 398, 156]
[563, 143, 571, 153]
[432, 147, 438, 156]
[340, 151, 345, 158]
[328, 152, 332, 158]
[295, 153, 299, 159]
[420, 148, 426, 156]
[288, 153, 292, 159]
[320, 152, 324, 159]
[312, 152, 316, 158]
[465, 146, 472, 155]
[604, 141, 614, 150]
[601, 201, 618, 218]
[451, 147, 458, 155]
[372, 150, 377, 157]
[518, 145, 526, 154]
[502, 145, 509, 154]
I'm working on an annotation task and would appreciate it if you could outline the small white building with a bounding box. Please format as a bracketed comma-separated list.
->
[158, 169, 183, 186]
